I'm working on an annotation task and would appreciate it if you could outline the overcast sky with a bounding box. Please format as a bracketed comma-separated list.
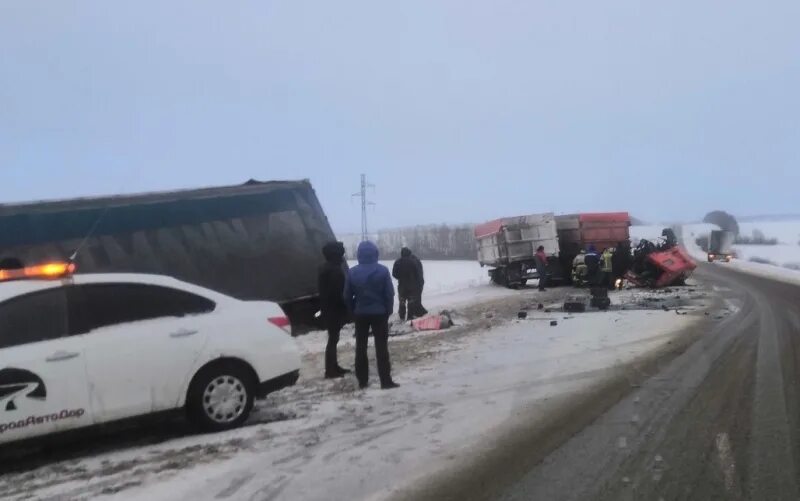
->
[2, 1, 799, 233]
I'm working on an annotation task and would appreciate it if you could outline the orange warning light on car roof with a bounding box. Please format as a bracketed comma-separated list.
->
[0, 262, 76, 282]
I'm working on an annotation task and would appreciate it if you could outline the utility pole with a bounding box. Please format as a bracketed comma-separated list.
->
[352, 174, 375, 242]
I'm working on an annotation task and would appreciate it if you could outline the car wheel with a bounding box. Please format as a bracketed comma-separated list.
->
[186, 362, 256, 432]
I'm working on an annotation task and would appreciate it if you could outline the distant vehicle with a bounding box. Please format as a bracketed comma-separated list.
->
[0, 263, 300, 446]
[555, 212, 632, 280]
[474, 213, 560, 288]
[0, 180, 336, 330]
[707, 230, 735, 262]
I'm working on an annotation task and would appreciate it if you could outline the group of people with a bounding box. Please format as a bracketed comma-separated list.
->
[571, 241, 631, 288]
[317, 241, 427, 390]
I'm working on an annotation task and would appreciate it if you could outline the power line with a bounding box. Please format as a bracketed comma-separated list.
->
[351, 174, 375, 242]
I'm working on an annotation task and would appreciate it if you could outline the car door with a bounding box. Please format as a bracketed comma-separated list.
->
[0, 287, 92, 444]
[67, 283, 214, 423]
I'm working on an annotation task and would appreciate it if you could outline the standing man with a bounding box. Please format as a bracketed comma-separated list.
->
[534, 245, 548, 291]
[344, 241, 399, 390]
[584, 245, 601, 285]
[318, 242, 351, 379]
[572, 249, 588, 285]
[392, 247, 423, 321]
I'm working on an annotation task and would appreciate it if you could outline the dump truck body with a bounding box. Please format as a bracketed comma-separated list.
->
[0, 180, 335, 329]
[708, 230, 735, 262]
[555, 212, 631, 281]
[474, 213, 560, 287]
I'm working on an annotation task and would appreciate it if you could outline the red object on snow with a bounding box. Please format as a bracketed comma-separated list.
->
[411, 315, 443, 331]
[647, 246, 697, 287]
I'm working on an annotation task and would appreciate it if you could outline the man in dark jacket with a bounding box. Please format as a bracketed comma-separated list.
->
[584, 244, 601, 285]
[344, 241, 398, 389]
[534, 245, 548, 291]
[318, 242, 351, 378]
[392, 247, 424, 321]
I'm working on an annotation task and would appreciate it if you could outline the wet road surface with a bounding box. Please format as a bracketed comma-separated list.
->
[408, 264, 800, 501]
[499, 264, 800, 500]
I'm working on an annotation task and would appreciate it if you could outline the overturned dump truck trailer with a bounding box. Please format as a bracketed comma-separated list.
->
[0, 180, 335, 331]
[475, 213, 560, 288]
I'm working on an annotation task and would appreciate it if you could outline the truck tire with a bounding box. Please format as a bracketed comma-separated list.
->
[504, 268, 519, 289]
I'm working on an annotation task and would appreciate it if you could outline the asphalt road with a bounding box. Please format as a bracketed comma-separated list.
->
[491, 264, 800, 500]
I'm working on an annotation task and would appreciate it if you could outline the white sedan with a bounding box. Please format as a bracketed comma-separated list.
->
[0, 268, 301, 445]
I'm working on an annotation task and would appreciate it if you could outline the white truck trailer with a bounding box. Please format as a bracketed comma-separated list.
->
[474, 213, 560, 288]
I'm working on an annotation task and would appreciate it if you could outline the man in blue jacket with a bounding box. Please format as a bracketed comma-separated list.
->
[343, 241, 399, 390]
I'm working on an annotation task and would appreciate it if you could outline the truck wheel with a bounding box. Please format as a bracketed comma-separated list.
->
[186, 362, 257, 432]
[491, 269, 507, 286]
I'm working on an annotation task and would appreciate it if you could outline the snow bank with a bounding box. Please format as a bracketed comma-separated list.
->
[729, 244, 800, 268]
[722, 259, 800, 286]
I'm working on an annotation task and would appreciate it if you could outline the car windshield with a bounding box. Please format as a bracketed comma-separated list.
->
[2, 2, 799, 500]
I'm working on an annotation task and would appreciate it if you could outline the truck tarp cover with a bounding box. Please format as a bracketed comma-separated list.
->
[0, 180, 335, 304]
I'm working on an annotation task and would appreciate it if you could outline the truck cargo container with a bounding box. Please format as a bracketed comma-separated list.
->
[0, 179, 335, 330]
[555, 212, 631, 279]
[474, 213, 560, 287]
[707, 229, 735, 262]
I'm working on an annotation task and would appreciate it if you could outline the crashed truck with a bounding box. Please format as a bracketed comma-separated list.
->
[475, 212, 632, 287]
[625, 228, 697, 287]
[0, 180, 336, 331]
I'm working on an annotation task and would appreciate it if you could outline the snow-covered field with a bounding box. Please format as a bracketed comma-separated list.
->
[0, 261, 716, 501]
[349, 259, 490, 297]
[682, 223, 800, 287]
[630, 224, 669, 244]
[739, 221, 800, 247]
[731, 221, 800, 268]
[731, 244, 800, 268]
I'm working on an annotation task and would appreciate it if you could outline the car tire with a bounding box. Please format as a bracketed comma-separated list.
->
[186, 361, 256, 432]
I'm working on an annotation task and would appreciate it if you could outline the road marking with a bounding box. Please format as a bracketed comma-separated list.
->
[715, 432, 736, 492]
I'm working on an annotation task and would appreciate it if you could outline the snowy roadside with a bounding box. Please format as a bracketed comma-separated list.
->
[0, 281, 720, 501]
